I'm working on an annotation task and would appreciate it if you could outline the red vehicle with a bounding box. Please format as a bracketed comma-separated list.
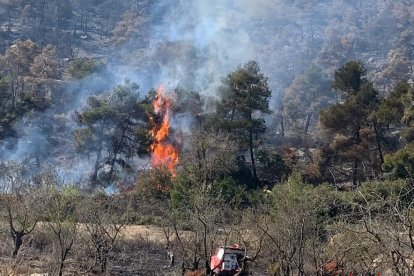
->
[210, 244, 247, 275]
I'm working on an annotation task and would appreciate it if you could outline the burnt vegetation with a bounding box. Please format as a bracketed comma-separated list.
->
[1, 0, 414, 275]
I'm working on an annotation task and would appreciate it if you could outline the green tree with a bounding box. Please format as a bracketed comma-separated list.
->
[383, 143, 414, 179]
[0, 39, 39, 108]
[376, 81, 408, 127]
[320, 61, 380, 187]
[214, 61, 272, 185]
[283, 65, 332, 134]
[179, 129, 237, 189]
[373, 81, 410, 172]
[0, 75, 12, 138]
[0, 41, 60, 140]
[382, 82, 414, 178]
[260, 171, 332, 275]
[67, 58, 103, 80]
[73, 80, 148, 187]
[257, 149, 290, 185]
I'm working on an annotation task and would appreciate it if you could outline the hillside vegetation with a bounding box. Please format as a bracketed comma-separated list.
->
[1, 0, 414, 275]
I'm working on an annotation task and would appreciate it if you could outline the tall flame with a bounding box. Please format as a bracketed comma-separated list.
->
[150, 85, 179, 176]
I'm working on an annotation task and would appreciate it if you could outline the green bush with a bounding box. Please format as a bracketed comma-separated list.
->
[67, 58, 104, 79]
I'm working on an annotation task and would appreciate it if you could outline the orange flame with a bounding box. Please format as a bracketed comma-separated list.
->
[150, 85, 179, 176]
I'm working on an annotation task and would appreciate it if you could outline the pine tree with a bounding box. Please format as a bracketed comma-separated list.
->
[320, 61, 379, 187]
[214, 61, 271, 185]
[73, 80, 148, 186]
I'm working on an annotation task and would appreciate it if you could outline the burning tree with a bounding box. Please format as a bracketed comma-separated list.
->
[149, 85, 180, 177]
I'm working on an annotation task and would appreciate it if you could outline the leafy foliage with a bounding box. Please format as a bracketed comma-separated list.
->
[73, 80, 148, 186]
[214, 60, 271, 185]
[283, 65, 332, 134]
[320, 61, 380, 186]
[67, 58, 104, 80]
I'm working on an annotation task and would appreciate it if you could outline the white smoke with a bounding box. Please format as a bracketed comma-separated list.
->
[0, 0, 323, 183]
[147, 0, 275, 96]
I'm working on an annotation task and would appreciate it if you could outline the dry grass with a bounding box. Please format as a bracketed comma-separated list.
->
[0, 222, 175, 276]
[121, 225, 167, 243]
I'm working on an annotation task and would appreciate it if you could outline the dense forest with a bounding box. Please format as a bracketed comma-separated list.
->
[1, 0, 414, 275]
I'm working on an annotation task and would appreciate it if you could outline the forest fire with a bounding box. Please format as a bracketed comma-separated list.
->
[149, 85, 179, 176]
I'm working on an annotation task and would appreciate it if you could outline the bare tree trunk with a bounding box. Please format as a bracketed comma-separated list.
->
[92, 147, 102, 185]
[108, 114, 130, 181]
[352, 159, 358, 188]
[373, 120, 384, 165]
[11, 66, 20, 109]
[249, 130, 258, 184]
[298, 218, 305, 276]
[92, 123, 105, 185]
[55, 227, 76, 276]
[11, 77, 16, 108]
[353, 124, 361, 187]
[304, 113, 311, 134]
[58, 261, 64, 276]
[11, 230, 23, 258]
